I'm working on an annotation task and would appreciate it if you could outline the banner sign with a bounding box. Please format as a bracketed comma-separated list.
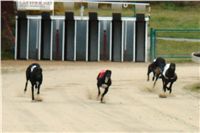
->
[17, 0, 54, 10]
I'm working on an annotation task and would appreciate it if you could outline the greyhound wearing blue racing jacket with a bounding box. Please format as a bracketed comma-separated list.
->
[147, 57, 166, 87]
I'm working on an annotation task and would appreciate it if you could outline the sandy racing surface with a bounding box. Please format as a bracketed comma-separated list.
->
[1, 61, 200, 132]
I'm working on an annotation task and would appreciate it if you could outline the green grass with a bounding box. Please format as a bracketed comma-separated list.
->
[156, 39, 200, 62]
[150, 5, 200, 38]
[164, 58, 193, 63]
[151, 5, 200, 29]
[156, 31, 200, 39]
[184, 83, 200, 92]
[157, 39, 200, 55]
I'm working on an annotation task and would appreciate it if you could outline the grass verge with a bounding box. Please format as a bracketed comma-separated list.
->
[184, 83, 200, 92]
[150, 5, 200, 39]
[156, 39, 200, 55]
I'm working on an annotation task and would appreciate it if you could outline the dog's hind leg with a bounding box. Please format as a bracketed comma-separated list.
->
[153, 71, 161, 87]
[101, 88, 108, 103]
[162, 81, 167, 93]
[31, 85, 35, 100]
[152, 72, 155, 81]
[24, 80, 28, 93]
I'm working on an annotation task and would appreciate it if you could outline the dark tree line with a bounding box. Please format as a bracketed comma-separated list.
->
[1, 1, 16, 59]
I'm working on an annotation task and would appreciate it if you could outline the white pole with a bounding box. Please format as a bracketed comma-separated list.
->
[124, 21, 127, 51]
[38, 19, 41, 60]
[121, 20, 124, 62]
[15, 17, 18, 60]
[26, 19, 30, 60]
[145, 19, 148, 62]
[97, 21, 100, 61]
[80, 5, 84, 20]
[86, 20, 88, 61]
[36, 19, 38, 53]
[50, 20, 53, 60]
[133, 20, 136, 62]
[62, 21, 65, 61]
[74, 20, 77, 61]
[109, 21, 112, 61]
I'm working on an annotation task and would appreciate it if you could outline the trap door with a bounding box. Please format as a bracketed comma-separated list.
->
[123, 20, 135, 61]
[52, 19, 64, 60]
[88, 12, 98, 61]
[28, 18, 40, 59]
[112, 13, 122, 62]
[135, 14, 145, 62]
[76, 19, 87, 61]
[65, 12, 75, 61]
[17, 12, 27, 59]
[99, 19, 111, 61]
[41, 13, 51, 60]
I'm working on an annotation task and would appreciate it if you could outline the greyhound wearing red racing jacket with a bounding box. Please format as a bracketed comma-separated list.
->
[97, 70, 112, 103]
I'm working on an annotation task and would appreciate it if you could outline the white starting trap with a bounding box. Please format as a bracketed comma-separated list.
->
[15, 3, 149, 62]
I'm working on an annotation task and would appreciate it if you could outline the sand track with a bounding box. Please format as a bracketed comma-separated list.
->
[1, 61, 200, 132]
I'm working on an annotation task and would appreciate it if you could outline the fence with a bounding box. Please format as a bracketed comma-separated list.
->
[150, 28, 200, 61]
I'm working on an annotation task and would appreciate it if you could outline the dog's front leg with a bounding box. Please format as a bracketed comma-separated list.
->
[162, 81, 167, 93]
[152, 73, 155, 81]
[101, 87, 109, 103]
[168, 82, 174, 94]
[97, 86, 101, 98]
[153, 75, 159, 88]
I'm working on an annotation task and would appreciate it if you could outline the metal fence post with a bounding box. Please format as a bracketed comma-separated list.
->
[150, 28, 155, 61]
[150, 28, 153, 61]
[151, 28, 157, 61]
[154, 29, 156, 60]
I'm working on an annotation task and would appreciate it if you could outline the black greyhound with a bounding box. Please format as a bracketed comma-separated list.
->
[161, 63, 177, 93]
[147, 57, 166, 87]
[24, 63, 43, 100]
[97, 70, 112, 103]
